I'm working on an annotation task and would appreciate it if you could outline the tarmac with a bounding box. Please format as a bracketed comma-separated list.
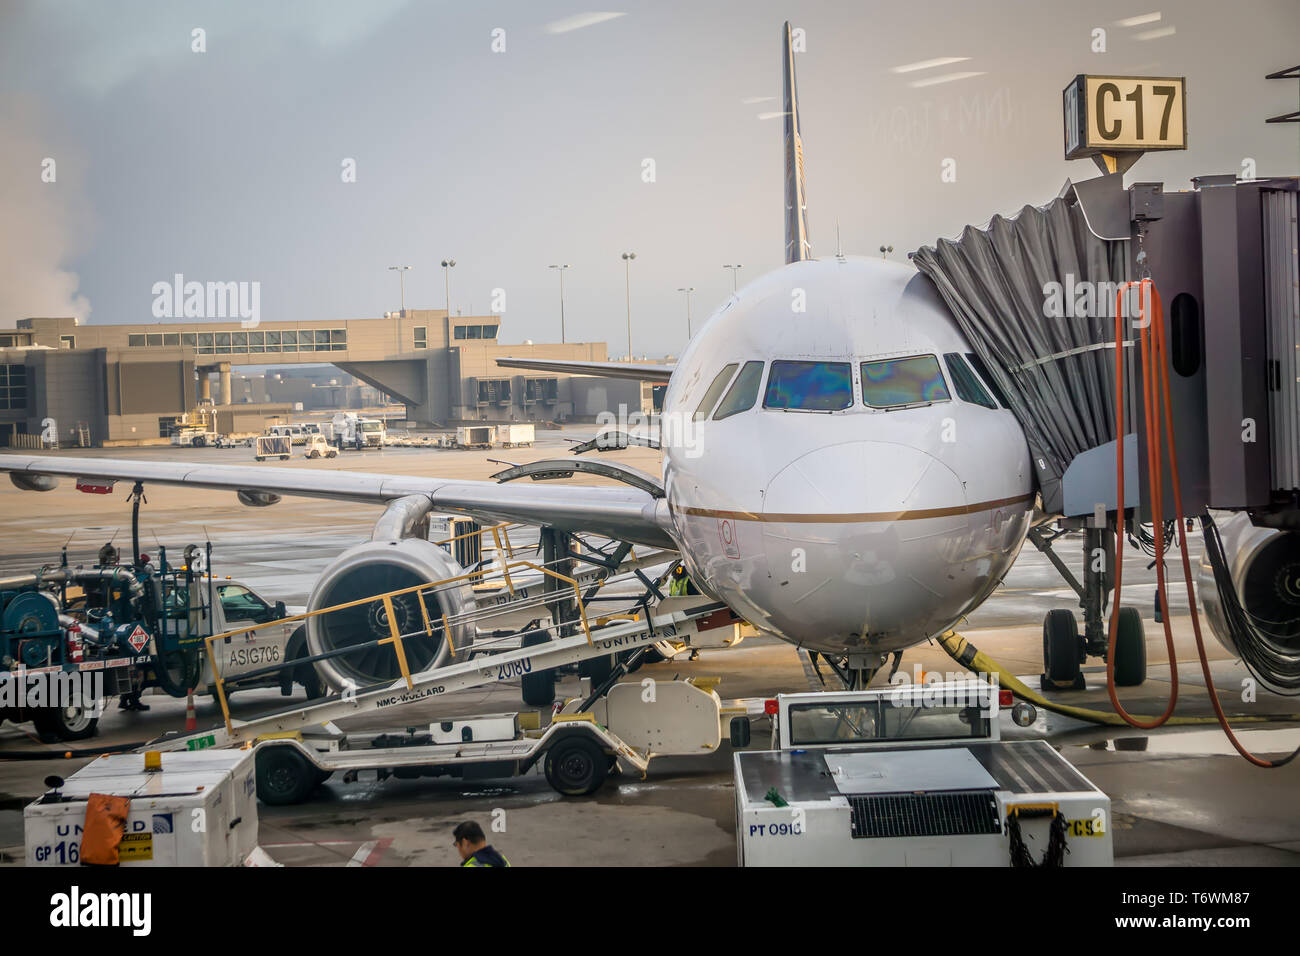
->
[0, 430, 1296, 866]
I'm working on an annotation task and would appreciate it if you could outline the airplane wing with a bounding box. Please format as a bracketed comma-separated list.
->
[0, 454, 676, 550]
[495, 357, 674, 383]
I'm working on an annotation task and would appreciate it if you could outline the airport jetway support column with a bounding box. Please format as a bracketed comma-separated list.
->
[218, 364, 232, 407]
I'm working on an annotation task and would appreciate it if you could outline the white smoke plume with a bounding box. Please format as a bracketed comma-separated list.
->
[0, 96, 92, 327]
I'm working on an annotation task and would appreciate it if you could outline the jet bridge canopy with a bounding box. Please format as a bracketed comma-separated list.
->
[911, 178, 1131, 516]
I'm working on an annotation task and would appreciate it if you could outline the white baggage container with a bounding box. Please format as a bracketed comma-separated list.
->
[25, 749, 259, 867]
[498, 423, 535, 447]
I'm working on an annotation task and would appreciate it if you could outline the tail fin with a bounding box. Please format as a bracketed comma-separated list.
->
[783, 21, 811, 263]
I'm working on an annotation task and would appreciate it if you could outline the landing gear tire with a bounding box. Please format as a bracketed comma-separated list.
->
[1113, 606, 1147, 687]
[1041, 608, 1084, 690]
[544, 735, 609, 796]
[32, 704, 99, 742]
[520, 632, 556, 706]
[256, 745, 317, 805]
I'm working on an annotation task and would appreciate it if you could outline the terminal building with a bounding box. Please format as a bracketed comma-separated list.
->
[0, 311, 650, 447]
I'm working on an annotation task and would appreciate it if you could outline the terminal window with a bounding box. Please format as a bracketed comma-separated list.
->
[414, 327, 427, 349]
[0, 364, 28, 409]
[59, 335, 75, 349]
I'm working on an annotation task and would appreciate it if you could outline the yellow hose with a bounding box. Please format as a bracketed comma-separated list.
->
[935, 630, 1300, 728]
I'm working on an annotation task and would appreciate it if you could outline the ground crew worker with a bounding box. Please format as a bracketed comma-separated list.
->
[668, 565, 702, 659]
[453, 821, 510, 867]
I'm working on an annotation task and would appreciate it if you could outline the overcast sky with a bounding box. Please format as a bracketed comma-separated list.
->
[2, 0, 1298, 357]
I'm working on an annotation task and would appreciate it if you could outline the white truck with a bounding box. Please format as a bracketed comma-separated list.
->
[169, 578, 322, 702]
[332, 413, 385, 450]
[734, 680, 1113, 867]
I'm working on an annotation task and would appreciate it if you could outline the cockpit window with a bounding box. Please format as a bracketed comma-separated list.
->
[860, 354, 950, 408]
[693, 363, 738, 421]
[763, 361, 853, 412]
[943, 353, 997, 409]
[713, 361, 764, 420]
[965, 351, 1010, 409]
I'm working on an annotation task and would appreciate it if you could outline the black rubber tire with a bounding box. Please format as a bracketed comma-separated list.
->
[192, 436, 206, 448]
[1043, 608, 1082, 686]
[579, 652, 616, 685]
[255, 745, 317, 805]
[1113, 606, 1148, 687]
[520, 632, 556, 706]
[286, 626, 325, 699]
[544, 735, 609, 796]
[31, 705, 99, 742]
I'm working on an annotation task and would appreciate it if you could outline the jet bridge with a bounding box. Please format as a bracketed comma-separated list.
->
[912, 172, 1300, 694]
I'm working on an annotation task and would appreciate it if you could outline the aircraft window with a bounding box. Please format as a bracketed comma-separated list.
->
[713, 360, 765, 420]
[943, 353, 997, 409]
[860, 355, 950, 408]
[964, 351, 1010, 408]
[763, 361, 853, 412]
[693, 363, 739, 421]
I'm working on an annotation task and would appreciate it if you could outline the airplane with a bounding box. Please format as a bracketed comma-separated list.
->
[0, 22, 1085, 693]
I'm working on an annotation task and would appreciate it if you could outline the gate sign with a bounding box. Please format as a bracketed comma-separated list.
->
[126, 625, 150, 654]
[1064, 74, 1186, 160]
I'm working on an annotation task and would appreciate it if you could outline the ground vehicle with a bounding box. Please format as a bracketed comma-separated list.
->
[498, 423, 535, 448]
[303, 434, 338, 459]
[332, 413, 385, 450]
[266, 424, 307, 445]
[455, 425, 495, 448]
[0, 550, 319, 742]
[255, 434, 291, 461]
[170, 426, 220, 447]
[734, 681, 1112, 867]
[192, 581, 319, 700]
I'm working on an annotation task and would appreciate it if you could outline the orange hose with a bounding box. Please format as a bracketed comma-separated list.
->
[1112, 279, 1289, 766]
[1109, 281, 1179, 727]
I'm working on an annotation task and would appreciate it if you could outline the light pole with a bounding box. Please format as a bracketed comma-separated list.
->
[676, 286, 695, 339]
[441, 258, 457, 418]
[388, 265, 411, 315]
[723, 264, 742, 293]
[879, 244, 894, 259]
[549, 264, 569, 343]
[621, 252, 636, 359]
[440, 258, 456, 342]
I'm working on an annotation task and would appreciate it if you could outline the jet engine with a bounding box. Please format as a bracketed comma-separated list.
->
[306, 537, 474, 691]
[1198, 512, 1300, 696]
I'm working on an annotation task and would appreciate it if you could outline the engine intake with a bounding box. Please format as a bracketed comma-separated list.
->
[1198, 512, 1300, 695]
[306, 538, 473, 691]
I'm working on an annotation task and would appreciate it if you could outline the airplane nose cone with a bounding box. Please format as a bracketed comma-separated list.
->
[760, 441, 969, 653]
[763, 440, 963, 519]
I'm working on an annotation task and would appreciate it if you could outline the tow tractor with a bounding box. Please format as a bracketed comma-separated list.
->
[735, 680, 1113, 867]
[143, 524, 757, 805]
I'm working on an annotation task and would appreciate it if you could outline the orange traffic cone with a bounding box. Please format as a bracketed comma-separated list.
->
[184, 689, 197, 732]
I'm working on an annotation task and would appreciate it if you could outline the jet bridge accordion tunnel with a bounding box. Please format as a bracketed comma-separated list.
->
[912, 173, 1300, 695]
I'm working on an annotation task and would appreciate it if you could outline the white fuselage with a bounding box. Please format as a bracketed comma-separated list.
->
[658, 256, 1034, 656]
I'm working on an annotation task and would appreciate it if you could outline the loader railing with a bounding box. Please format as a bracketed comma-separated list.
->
[201, 532, 658, 735]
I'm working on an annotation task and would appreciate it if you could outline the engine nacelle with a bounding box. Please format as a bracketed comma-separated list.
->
[10, 472, 58, 492]
[237, 489, 281, 507]
[1198, 512, 1300, 695]
[306, 538, 474, 691]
